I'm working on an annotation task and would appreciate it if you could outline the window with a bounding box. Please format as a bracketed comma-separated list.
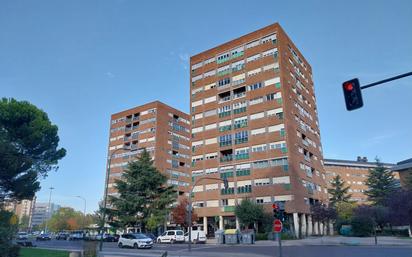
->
[218, 78, 231, 87]
[266, 92, 281, 101]
[246, 53, 260, 62]
[235, 131, 248, 144]
[204, 109, 216, 117]
[252, 144, 267, 152]
[246, 40, 259, 49]
[247, 82, 263, 91]
[247, 68, 261, 77]
[249, 97, 264, 105]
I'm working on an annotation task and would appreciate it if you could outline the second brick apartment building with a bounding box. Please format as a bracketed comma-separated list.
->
[189, 23, 328, 237]
[105, 101, 192, 201]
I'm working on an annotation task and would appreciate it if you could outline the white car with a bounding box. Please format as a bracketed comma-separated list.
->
[157, 230, 185, 244]
[184, 230, 206, 243]
[17, 232, 28, 240]
[118, 233, 153, 249]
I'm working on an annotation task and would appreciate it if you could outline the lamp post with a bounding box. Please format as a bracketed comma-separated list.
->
[99, 147, 130, 251]
[75, 196, 87, 230]
[44, 187, 54, 233]
[187, 177, 228, 252]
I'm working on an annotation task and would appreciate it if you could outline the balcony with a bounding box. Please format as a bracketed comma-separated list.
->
[132, 134, 138, 139]
[218, 111, 231, 118]
[219, 96, 231, 103]
[125, 117, 132, 123]
[220, 155, 233, 163]
[133, 116, 140, 121]
[231, 51, 244, 59]
[233, 92, 246, 99]
[132, 125, 139, 130]
[232, 79, 245, 87]
[302, 139, 309, 147]
[235, 138, 248, 145]
[233, 107, 246, 114]
[235, 153, 249, 160]
[124, 136, 131, 142]
[223, 206, 236, 212]
[221, 188, 235, 195]
[304, 155, 311, 162]
[125, 127, 132, 132]
[217, 70, 231, 77]
[219, 125, 232, 132]
[234, 122, 247, 129]
[219, 141, 232, 147]
[237, 186, 252, 194]
[236, 169, 250, 177]
[220, 172, 234, 179]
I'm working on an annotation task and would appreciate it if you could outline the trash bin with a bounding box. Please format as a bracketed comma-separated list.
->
[215, 229, 225, 244]
[240, 229, 255, 244]
[224, 229, 240, 244]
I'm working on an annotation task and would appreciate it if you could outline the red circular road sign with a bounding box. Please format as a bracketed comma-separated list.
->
[273, 219, 282, 233]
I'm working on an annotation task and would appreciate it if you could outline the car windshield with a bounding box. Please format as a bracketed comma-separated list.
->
[133, 234, 148, 239]
[176, 231, 183, 235]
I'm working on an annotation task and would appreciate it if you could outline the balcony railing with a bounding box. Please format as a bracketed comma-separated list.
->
[234, 122, 247, 129]
[235, 138, 248, 145]
[125, 118, 132, 123]
[220, 155, 233, 162]
[219, 125, 232, 132]
[219, 141, 232, 147]
[235, 153, 249, 160]
[233, 107, 246, 114]
[218, 111, 231, 118]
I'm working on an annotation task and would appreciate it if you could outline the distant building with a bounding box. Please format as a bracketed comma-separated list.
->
[391, 158, 412, 189]
[31, 202, 60, 229]
[324, 157, 396, 203]
[3, 197, 36, 228]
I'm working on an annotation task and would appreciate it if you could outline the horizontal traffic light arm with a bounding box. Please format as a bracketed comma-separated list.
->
[360, 71, 412, 90]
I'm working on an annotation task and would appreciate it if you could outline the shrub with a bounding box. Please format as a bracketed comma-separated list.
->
[0, 210, 19, 257]
[255, 233, 267, 241]
[351, 216, 374, 237]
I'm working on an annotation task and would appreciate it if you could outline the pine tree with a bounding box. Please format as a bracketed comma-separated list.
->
[108, 149, 176, 231]
[328, 175, 351, 206]
[365, 158, 398, 205]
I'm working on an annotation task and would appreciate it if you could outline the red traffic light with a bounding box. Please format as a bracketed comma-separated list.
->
[344, 82, 354, 91]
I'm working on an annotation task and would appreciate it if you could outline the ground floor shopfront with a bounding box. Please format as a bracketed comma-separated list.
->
[197, 213, 333, 238]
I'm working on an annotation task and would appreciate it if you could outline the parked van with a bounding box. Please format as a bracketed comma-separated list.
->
[184, 230, 206, 243]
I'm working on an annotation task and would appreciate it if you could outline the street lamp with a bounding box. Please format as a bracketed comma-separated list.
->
[75, 196, 87, 230]
[99, 147, 130, 251]
[44, 187, 54, 233]
[187, 177, 228, 252]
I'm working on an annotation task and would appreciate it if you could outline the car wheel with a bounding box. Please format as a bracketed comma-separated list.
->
[134, 243, 139, 249]
[118, 242, 123, 248]
[157, 239, 161, 244]
[170, 239, 175, 244]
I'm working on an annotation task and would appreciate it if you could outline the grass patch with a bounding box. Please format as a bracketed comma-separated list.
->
[19, 248, 70, 257]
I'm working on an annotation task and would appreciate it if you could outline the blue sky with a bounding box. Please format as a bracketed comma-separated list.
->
[1, 0, 411, 213]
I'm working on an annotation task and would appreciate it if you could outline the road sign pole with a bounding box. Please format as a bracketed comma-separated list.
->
[278, 232, 282, 257]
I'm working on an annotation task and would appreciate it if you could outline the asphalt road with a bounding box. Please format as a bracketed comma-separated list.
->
[29, 240, 412, 257]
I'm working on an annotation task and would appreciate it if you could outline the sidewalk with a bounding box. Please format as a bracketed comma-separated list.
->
[253, 236, 412, 247]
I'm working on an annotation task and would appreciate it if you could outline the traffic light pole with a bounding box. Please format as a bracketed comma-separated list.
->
[360, 71, 412, 90]
[277, 232, 282, 257]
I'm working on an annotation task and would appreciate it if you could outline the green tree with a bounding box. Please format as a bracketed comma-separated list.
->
[0, 98, 66, 203]
[234, 199, 264, 230]
[365, 159, 398, 205]
[108, 149, 175, 231]
[328, 175, 351, 206]
[0, 210, 19, 257]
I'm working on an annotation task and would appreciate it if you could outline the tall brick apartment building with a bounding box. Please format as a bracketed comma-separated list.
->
[189, 23, 328, 237]
[105, 101, 191, 201]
